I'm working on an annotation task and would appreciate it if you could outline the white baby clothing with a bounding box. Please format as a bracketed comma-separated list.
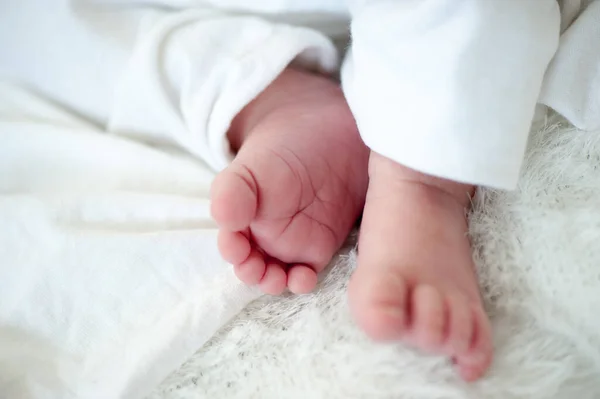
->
[2, 0, 599, 187]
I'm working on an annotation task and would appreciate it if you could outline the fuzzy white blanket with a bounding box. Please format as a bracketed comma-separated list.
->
[149, 114, 600, 399]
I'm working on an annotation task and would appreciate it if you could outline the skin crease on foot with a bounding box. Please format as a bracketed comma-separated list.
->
[210, 67, 370, 295]
[210, 67, 493, 381]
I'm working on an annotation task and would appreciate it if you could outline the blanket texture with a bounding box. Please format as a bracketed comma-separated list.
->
[149, 114, 600, 399]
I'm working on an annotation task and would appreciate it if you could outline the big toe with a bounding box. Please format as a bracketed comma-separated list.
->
[210, 163, 258, 231]
[348, 268, 409, 341]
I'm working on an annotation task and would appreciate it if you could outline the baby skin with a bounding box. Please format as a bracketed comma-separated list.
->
[210, 67, 493, 381]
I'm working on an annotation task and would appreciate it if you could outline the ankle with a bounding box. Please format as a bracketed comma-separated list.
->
[227, 67, 340, 152]
[368, 151, 475, 209]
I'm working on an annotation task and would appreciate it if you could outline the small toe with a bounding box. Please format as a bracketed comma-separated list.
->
[348, 270, 409, 341]
[456, 353, 491, 382]
[444, 295, 474, 356]
[218, 230, 252, 265]
[455, 305, 493, 381]
[258, 262, 288, 295]
[233, 248, 266, 285]
[411, 285, 447, 352]
[210, 164, 258, 231]
[287, 264, 318, 294]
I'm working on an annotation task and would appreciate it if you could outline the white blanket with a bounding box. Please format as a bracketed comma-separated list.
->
[0, 83, 261, 399]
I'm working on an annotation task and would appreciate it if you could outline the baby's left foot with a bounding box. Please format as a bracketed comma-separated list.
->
[211, 68, 369, 295]
[349, 151, 493, 381]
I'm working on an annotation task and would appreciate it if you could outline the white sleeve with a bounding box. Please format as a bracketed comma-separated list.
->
[108, 10, 339, 173]
[539, 0, 600, 132]
[342, 0, 561, 189]
[0, 1, 339, 174]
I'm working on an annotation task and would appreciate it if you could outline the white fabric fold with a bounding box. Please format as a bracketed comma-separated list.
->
[540, 0, 600, 131]
[109, 9, 338, 172]
[343, 0, 561, 189]
[0, 83, 262, 399]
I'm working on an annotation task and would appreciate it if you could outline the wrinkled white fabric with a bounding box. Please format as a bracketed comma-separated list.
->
[342, 0, 597, 188]
[0, 82, 263, 399]
[343, 0, 561, 189]
[2, 0, 599, 186]
[540, 0, 600, 131]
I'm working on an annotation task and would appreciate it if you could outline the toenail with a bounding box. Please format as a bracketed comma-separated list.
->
[459, 366, 480, 381]
[379, 305, 407, 328]
[463, 351, 487, 366]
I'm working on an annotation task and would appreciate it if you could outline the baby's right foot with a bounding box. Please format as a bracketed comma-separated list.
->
[210, 67, 369, 295]
[349, 152, 493, 381]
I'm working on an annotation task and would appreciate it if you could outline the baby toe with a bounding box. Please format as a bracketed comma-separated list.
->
[411, 284, 447, 352]
[234, 248, 266, 286]
[444, 295, 474, 356]
[210, 163, 258, 232]
[348, 269, 409, 341]
[455, 306, 493, 381]
[218, 230, 252, 265]
[287, 264, 318, 294]
[258, 261, 287, 295]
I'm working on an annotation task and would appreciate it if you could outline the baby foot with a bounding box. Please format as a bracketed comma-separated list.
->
[211, 67, 369, 295]
[349, 151, 493, 381]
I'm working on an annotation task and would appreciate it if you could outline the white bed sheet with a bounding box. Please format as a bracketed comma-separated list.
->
[0, 83, 260, 399]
